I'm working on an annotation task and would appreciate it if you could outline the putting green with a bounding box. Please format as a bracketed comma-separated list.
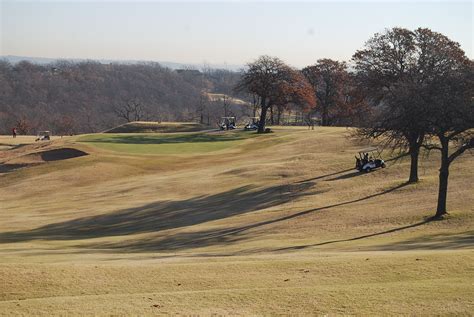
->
[78, 132, 260, 155]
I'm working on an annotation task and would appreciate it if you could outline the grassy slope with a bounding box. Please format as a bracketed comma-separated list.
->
[0, 127, 472, 315]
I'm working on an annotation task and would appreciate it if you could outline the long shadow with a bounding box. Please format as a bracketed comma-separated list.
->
[1, 176, 412, 254]
[326, 170, 363, 181]
[294, 153, 408, 184]
[81, 133, 250, 145]
[0, 182, 315, 243]
[189, 181, 411, 240]
[372, 230, 474, 251]
[295, 167, 354, 183]
[80, 182, 411, 253]
[273, 219, 432, 252]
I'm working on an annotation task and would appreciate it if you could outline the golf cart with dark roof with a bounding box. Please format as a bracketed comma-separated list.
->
[355, 147, 386, 172]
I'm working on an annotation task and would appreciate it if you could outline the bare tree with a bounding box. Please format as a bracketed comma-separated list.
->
[15, 116, 31, 135]
[113, 99, 154, 122]
[222, 94, 230, 117]
[353, 28, 435, 183]
[422, 59, 473, 218]
[79, 106, 97, 133]
[195, 93, 209, 125]
[354, 27, 473, 216]
[53, 115, 76, 136]
[250, 93, 260, 117]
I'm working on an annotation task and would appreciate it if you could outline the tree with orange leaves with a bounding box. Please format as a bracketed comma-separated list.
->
[236, 56, 316, 133]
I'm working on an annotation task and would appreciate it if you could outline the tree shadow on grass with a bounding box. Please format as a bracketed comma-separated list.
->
[78, 181, 412, 253]
[0, 179, 418, 254]
[295, 153, 408, 184]
[325, 170, 364, 181]
[0, 182, 315, 243]
[369, 230, 474, 251]
[273, 219, 432, 252]
[295, 168, 354, 183]
[85, 227, 251, 253]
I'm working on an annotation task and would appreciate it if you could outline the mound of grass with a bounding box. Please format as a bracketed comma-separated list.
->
[104, 121, 210, 133]
[78, 131, 260, 155]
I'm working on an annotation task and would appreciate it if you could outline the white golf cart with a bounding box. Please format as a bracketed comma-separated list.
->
[244, 117, 259, 131]
[355, 147, 386, 172]
[219, 117, 236, 130]
[35, 131, 51, 142]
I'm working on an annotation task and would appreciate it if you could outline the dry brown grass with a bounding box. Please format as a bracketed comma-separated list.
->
[0, 127, 472, 315]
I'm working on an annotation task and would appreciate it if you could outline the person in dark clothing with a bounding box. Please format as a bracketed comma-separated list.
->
[355, 156, 361, 169]
[362, 152, 369, 165]
[12, 127, 17, 138]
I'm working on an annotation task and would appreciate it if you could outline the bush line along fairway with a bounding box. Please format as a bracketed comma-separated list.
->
[0, 127, 473, 315]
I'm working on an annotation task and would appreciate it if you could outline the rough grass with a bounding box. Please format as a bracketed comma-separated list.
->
[0, 126, 473, 315]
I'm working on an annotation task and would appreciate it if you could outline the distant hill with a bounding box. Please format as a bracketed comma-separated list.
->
[0, 55, 243, 71]
[0, 59, 245, 134]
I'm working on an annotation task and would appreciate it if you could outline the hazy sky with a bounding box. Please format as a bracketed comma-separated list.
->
[1, 1, 472, 67]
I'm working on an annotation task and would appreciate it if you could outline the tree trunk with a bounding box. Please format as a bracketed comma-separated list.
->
[258, 104, 268, 133]
[435, 139, 450, 218]
[321, 104, 328, 126]
[270, 106, 274, 125]
[276, 106, 282, 125]
[252, 94, 258, 118]
[408, 143, 420, 183]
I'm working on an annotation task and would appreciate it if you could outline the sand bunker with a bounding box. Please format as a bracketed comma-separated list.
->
[0, 147, 88, 174]
[39, 148, 88, 161]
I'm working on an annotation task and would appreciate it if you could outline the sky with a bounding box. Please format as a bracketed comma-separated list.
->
[1, 0, 472, 68]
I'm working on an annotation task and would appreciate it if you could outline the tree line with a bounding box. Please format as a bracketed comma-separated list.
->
[0, 61, 244, 134]
[1, 57, 374, 136]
